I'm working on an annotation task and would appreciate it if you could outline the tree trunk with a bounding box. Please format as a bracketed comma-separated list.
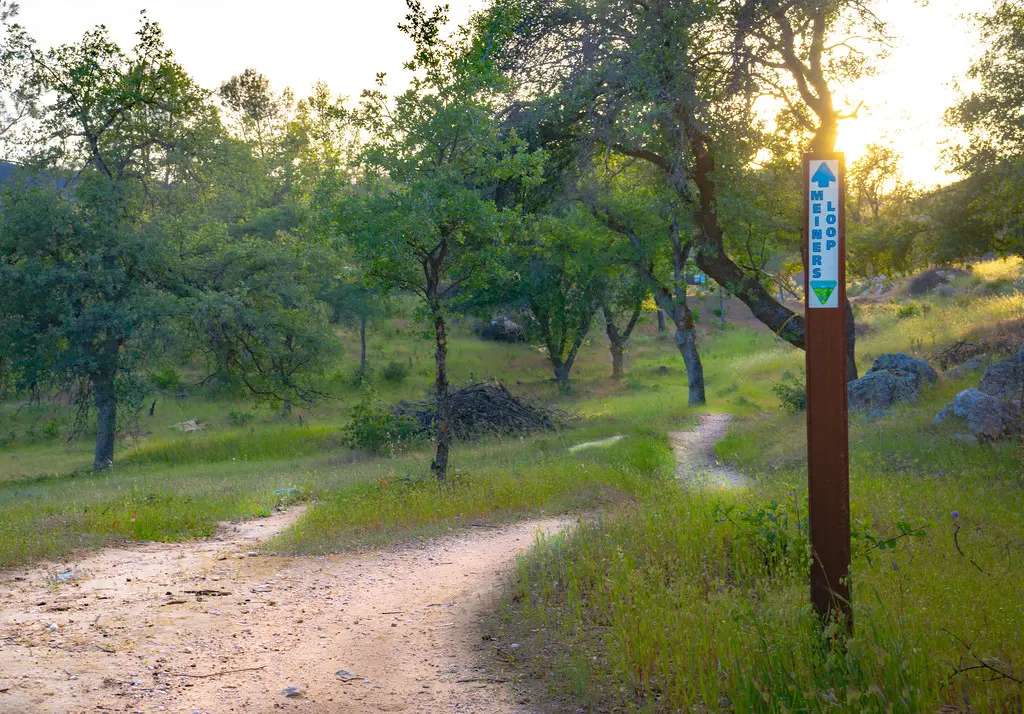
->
[359, 314, 367, 378]
[653, 293, 706, 406]
[430, 310, 451, 481]
[552, 362, 572, 392]
[93, 372, 116, 472]
[657, 310, 666, 334]
[609, 343, 625, 379]
[281, 399, 292, 418]
[603, 305, 626, 379]
[675, 315, 706, 406]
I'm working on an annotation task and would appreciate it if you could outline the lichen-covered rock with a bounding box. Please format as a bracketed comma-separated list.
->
[848, 369, 920, 412]
[977, 347, 1024, 401]
[869, 353, 938, 385]
[934, 387, 1021, 439]
[946, 355, 987, 379]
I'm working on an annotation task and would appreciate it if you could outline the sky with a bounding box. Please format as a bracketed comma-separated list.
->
[16, 0, 989, 187]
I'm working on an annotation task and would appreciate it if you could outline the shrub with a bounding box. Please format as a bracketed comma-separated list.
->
[341, 387, 420, 454]
[41, 417, 61, 439]
[772, 371, 807, 413]
[226, 410, 255, 427]
[149, 366, 183, 391]
[895, 301, 930, 320]
[344, 364, 373, 388]
[381, 360, 409, 383]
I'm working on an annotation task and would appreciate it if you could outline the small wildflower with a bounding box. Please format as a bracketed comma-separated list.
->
[937, 471, 944, 477]
[951, 510, 960, 519]
[891, 561, 899, 571]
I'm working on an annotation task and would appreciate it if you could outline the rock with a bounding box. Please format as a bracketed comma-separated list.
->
[473, 316, 525, 343]
[171, 419, 205, 432]
[281, 686, 304, 698]
[977, 347, 1024, 401]
[848, 369, 921, 412]
[936, 285, 956, 298]
[869, 353, 938, 385]
[656, 365, 670, 375]
[335, 670, 358, 681]
[946, 355, 987, 379]
[934, 387, 1021, 439]
[907, 267, 967, 296]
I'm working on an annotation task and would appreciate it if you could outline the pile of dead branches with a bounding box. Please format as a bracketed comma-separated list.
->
[931, 318, 1024, 370]
[391, 381, 563, 440]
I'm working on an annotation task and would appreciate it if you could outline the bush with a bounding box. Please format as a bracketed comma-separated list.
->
[41, 417, 61, 439]
[381, 360, 409, 383]
[226, 410, 255, 427]
[772, 371, 807, 413]
[895, 301, 930, 320]
[150, 366, 183, 391]
[341, 387, 420, 454]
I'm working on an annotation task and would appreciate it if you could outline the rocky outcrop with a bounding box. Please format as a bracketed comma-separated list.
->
[848, 369, 921, 412]
[848, 353, 939, 412]
[870, 353, 938, 386]
[977, 347, 1024, 401]
[934, 388, 1022, 440]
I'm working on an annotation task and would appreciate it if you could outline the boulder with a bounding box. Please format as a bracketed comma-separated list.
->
[934, 387, 1022, 439]
[977, 347, 1024, 401]
[869, 353, 938, 385]
[946, 355, 987, 379]
[848, 369, 920, 412]
[473, 316, 526, 343]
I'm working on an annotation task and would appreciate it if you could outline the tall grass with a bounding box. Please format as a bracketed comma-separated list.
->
[504, 287, 1024, 713]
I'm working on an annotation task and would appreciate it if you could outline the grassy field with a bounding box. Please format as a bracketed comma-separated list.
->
[0, 288, 749, 567]
[501, 262, 1024, 713]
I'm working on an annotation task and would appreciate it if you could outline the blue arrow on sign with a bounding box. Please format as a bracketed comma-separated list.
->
[811, 162, 836, 188]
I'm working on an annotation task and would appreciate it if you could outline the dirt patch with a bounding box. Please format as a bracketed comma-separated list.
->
[670, 414, 750, 490]
[0, 506, 573, 713]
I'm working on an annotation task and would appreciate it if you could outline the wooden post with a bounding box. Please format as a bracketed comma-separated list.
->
[803, 153, 852, 627]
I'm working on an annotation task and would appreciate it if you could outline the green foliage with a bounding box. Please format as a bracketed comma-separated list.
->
[513, 212, 605, 388]
[0, 16, 219, 470]
[150, 367, 183, 392]
[941, 1, 1024, 260]
[895, 301, 930, 320]
[772, 371, 807, 413]
[226, 410, 255, 427]
[380, 361, 409, 383]
[341, 387, 420, 455]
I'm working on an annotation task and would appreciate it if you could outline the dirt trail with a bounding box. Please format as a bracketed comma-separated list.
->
[0, 508, 572, 714]
[670, 413, 750, 490]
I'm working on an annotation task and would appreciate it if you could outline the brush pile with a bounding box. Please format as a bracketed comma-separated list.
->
[391, 381, 562, 439]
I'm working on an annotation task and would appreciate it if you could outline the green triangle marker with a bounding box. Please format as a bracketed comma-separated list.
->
[810, 281, 837, 305]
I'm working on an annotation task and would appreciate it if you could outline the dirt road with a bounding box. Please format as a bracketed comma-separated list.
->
[0, 508, 572, 714]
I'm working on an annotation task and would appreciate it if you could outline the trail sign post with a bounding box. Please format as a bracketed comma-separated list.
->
[803, 153, 852, 627]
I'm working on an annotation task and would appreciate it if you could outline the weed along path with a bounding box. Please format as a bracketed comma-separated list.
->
[670, 413, 750, 490]
[0, 508, 573, 714]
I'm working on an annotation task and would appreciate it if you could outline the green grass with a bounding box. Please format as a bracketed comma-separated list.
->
[0, 310, 716, 566]
[501, 287, 1024, 713]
